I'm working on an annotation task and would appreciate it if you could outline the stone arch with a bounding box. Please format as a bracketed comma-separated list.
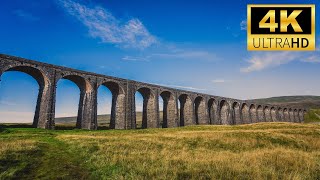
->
[179, 94, 193, 126]
[241, 103, 250, 124]
[257, 105, 264, 122]
[278, 108, 284, 121]
[289, 108, 294, 122]
[232, 102, 241, 125]
[56, 74, 94, 129]
[271, 107, 277, 122]
[2, 65, 49, 87]
[194, 96, 208, 124]
[284, 108, 290, 122]
[250, 104, 257, 123]
[136, 87, 157, 128]
[1, 65, 52, 128]
[208, 98, 218, 124]
[264, 106, 271, 122]
[293, 109, 299, 123]
[59, 75, 92, 93]
[220, 100, 231, 125]
[160, 91, 178, 128]
[98, 81, 125, 129]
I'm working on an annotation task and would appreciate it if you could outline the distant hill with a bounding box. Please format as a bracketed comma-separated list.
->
[249, 96, 320, 109]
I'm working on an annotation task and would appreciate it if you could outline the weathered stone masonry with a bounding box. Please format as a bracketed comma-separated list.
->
[0, 54, 307, 130]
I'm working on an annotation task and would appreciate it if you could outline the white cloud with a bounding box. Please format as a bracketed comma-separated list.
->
[122, 56, 150, 62]
[58, 0, 157, 50]
[121, 49, 219, 62]
[301, 55, 320, 63]
[240, 20, 247, 30]
[241, 52, 299, 73]
[241, 48, 320, 73]
[152, 50, 218, 62]
[212, 79, 226, 83]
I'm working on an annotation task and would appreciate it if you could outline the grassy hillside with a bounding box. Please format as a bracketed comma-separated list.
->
[305, 109, 320, 123]
[1, 123, 320, 179]
[250, 96, 320, 123]
[250, 96, 320, 109]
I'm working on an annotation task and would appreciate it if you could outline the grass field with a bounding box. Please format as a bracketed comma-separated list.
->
[1, 123, 320, 179]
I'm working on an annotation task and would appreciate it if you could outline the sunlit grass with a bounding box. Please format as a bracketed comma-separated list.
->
[1, 123, 320, 179]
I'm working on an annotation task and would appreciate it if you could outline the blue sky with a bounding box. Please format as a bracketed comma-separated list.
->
[0, 0, 319, 122]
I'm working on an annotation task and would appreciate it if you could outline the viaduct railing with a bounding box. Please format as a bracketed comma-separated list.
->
[0, 54, 307, 130]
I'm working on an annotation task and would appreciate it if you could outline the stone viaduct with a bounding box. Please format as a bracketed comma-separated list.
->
[0, 54, 307, 130]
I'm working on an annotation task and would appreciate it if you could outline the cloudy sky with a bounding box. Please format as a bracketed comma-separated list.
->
[0, 0, 319, 122]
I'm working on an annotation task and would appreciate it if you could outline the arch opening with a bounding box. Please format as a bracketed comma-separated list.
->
[0, 70, 40, 127]
[97, 85, 112, 129]
[98, 81, 125, 129]
[135, 91, 143, 128]
[55, 75, 93, 130]
[160, 91, 177, 128]
[55, 78, 81, 129]
[135, 87, 157, 129]
[0, 66, 50, 128]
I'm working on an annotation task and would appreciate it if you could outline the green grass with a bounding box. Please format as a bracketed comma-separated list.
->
[1, 123, 320, 179]
[305, 109, 320, 123]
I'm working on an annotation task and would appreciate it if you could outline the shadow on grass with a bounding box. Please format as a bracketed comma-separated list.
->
[97, 126, 110, 130]
[0, 124, 34, 128]
[0, 124, 34, 133]
[54, 126, 78, 130]
[54, 125, 111, 130]
[0, 123, 145, 131]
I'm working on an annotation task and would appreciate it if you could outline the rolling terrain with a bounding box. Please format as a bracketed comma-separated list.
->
[249, 96, 320, 123]
[249, 96, 320, 109]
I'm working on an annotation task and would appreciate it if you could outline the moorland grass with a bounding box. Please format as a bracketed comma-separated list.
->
[0, 123, 320, 179]
[305, 109, 320, 123]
